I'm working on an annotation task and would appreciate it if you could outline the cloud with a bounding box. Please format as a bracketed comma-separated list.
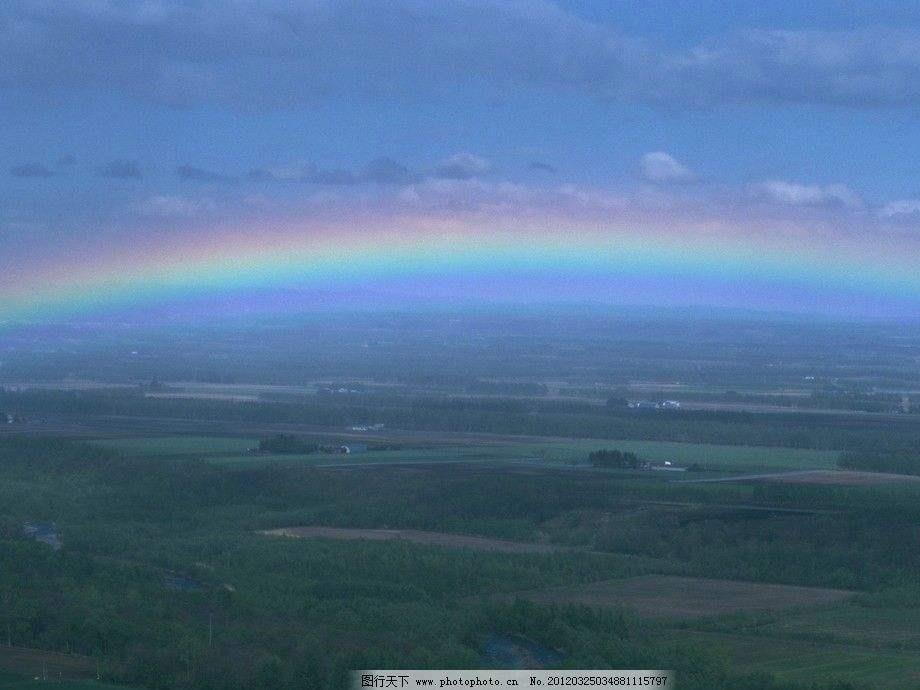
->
[247, 168, 275, 182]
[6, 2, 920, 109]
[433, 153, 491, 180]
[10, 163, 54, 178]
[177, 164, 235, 183]
[397, 177, 539, 211]
[668, 28, 920, 108]
[135, 195, 217, 218]
[248, 162, 309, 183]
[362, 158, 417, 185]
[56, 154, 76, 167]
[309, 168, 359, 185]
[640, 152, 695, 184]
[750, 180, 862, 209]
[99, 159, 142, 179]
[251, 157, 417, 185]
[249, 161, 360, 185]
[880, 199, 920, 220]
[528, 161, 556, 173]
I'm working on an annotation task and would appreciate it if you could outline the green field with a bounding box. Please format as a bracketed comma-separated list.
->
[94, 434, 839, 473]
[509, 439, 839, 470]
[664, 630, 920, 689]
[90, 435, 257, 456]
[207, 444, 500, 466]
[219, 438, 839, 471]
[655, 595, 920, 688]
[0, 671, 122, 690]
[760, 601, 920, 648]
[0, 676, 120, 690]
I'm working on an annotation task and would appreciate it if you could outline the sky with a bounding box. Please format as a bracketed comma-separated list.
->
[4, 0, 920, 321]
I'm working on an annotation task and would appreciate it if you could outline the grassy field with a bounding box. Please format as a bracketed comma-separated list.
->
[93, 434, 840, 473]
[0, 673, 122, 690]
[90, 435, 257, 456]
[262, 526, 568, 553]
[0, 648, 97, 686]
[209, 444, 503, 466]
[652, 594, 920, 688]
[216, 438, 840, 471]
[514, 439, 839, 470]
[502, 575, 853, 619]
[759, 601, 920, 648]
[662, 630, 920, 689]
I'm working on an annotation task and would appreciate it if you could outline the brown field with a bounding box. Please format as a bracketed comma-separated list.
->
[763, 470, 920, 485]
[0, 645, 95, 680]
[502, 575, 853, 619]
[261, 526, 567, 554]
[683, 469, 920, 486]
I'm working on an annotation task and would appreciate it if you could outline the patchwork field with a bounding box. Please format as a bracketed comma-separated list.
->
[261, 526, 567, 554]
[502, 575, 853, 619]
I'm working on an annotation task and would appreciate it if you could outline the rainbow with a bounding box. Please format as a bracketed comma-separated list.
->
[2, 208, 920, 322]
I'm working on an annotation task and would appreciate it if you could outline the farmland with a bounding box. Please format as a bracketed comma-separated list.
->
[658, 631, 920, 689]
[0, 674, 122, 690]
[498, 575, 854, 619]
[262, 526, 569, 554]
[0, 647, 95, 683]
[4, 425, 920, 688]
[4, 314, 920, 689]
[89, 434, 840, 473]
[91, 435, 256, 457]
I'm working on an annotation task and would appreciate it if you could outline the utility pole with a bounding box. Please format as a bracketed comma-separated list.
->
[208, 613, 213, 648]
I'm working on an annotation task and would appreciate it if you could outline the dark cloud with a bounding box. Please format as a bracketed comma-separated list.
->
[135, 194, 218, 218]
[248, 168, 276, 182]
[99, 160, 142, 179]
[308, 168, 358, 185]
[5, 2, 920, 109]
[433, 153, 491, 180]
[10, 163, 54, 178]
[56, 154, 76, 167]
[177, 164, 235, 183]
[528, 161, 556, 173]
[249, 157, 418, 185]
[362, 158, 417, 185]
[248, 163, 357, 185]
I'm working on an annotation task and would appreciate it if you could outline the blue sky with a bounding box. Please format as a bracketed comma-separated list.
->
[4, 0, 920, 251]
